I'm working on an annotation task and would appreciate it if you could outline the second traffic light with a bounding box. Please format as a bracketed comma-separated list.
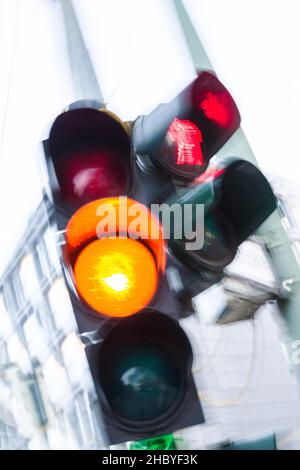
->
[134, 70, 240, 183]
[167, 157, 277, 273]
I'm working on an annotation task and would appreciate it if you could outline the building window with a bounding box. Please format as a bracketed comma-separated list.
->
[19, 253, 40, 300]
[61, 332, 88, 384]
[74, 392, 95, 447]
[47, 278, 76, 332]
[2, 282, 18, 315]
[11, 273, 25, 311]
[43, 227, 62, 272]
[7, 334, 31, 374]
[36, 239, 50, 279]
[23, 313, 48, 362]
[42, 355, 70, 406]
[0, 293, 13, 340]
[34, 300, 56, 341]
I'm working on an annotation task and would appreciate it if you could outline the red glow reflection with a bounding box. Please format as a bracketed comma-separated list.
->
[167, 119, 204, 166]
[57, 147, 128, 205]
[194, 165, 225, 185]
[199, 91, 233, 128]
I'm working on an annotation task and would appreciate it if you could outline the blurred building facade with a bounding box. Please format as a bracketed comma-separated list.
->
[1, 177, 300, 450]
[0, 192, 105, 450]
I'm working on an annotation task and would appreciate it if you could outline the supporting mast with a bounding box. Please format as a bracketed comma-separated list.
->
[173, 0, 300, 380]
[61, 0, 104, 104]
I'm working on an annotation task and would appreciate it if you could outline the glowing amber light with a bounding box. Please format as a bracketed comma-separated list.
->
[66, 197, 166, 273]
[73, 237, 158, 317]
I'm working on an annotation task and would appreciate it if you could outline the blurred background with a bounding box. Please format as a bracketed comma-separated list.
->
[1, 0, 300, 450]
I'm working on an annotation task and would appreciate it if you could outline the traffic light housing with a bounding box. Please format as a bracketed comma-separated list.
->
[167, 158, 277, 273]
[134, 71, 240, 183]
[42, 66, 276, 444]
[87, 311, 203, 443]
[42, 101, 204, 445]
[44, 103, 132, 227]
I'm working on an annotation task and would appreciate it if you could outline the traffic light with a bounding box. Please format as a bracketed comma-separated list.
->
[43, 68, 276, 444]
[134, 71, 240, 183]
[44, 102, 132, 228]
[43, 101, 204, 445]
[87, 311, 202, 443]
[132, 74, 276, 312]
[167, 157, 277, 272]
[157, 157, 277, 309]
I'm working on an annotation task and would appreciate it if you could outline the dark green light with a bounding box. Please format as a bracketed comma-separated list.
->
[98, 311, 193, 432]
[167, 158, 276, 271]
[199, 210, 235, 265]
[102, 342, 181, 422]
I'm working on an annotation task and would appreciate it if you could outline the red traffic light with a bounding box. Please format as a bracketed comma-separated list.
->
[164, 119, 205, 167]
[55, 146, 128, 205]
[134, 71, 240, 182]
[194, 75, 239, 129]
[48, 107, 132, 209]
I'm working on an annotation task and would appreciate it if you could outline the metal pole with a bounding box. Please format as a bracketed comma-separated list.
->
[173, 0, 300, 380]
[60, 0, 104, 104]
[220, 433, 277, 450]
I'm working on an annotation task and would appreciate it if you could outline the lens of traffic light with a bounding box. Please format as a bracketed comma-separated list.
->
[98, 311, 192, 427]
[49, 108, 131, 208]
[185, 209, 237, 271]
[102, 342, 180, 421]
[56, 145, 128, 204]
[73, 237, 158, 317]
[65, 198, 166, 318]
[158, 118, 206, 180]
[192, 71, 241, 134]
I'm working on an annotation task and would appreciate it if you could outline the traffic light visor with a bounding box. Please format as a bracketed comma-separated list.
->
[48, 108, 131, 208]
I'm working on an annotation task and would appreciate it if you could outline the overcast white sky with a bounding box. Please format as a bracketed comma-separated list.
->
[0, 0, 300, 272]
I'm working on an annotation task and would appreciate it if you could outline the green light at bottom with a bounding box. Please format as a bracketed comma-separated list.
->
[129, 434, 177, 450]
